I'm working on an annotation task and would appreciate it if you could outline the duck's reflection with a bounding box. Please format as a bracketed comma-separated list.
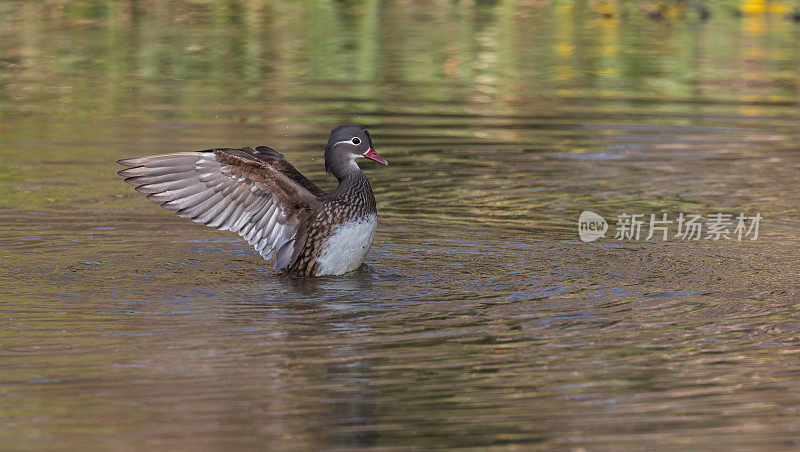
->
[182, 265, 384, 448]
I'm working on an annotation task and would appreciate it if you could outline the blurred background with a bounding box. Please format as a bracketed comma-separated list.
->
[1, 1, 799, 450]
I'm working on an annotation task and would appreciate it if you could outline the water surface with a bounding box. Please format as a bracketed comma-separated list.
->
[1, 1, 800, 450]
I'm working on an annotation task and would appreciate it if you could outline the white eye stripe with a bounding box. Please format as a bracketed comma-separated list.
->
[332, 139, 360, 147]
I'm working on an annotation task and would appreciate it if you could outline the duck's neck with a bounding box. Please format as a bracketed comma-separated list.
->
[328, 152, 365, 190]
[333, 167, 370, 195]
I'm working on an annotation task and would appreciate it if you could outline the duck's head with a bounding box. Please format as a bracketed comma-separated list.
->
[325, 125, 388, 178]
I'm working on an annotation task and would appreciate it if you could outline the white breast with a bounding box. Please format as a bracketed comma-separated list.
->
[316, 214, 377, 276]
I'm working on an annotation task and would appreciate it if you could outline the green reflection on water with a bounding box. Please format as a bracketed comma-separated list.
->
[3, 1, 800, 119]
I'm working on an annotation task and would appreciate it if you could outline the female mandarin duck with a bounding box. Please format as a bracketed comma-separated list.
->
[118, 125, 388, 276]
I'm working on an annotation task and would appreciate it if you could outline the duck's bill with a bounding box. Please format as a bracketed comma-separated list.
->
[364, 148, 389, 166]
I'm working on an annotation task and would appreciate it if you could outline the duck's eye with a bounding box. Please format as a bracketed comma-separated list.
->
[351, 137, 361, 145]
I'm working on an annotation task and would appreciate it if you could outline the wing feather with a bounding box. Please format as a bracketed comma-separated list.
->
[207, 184, 250, 229]
[118, 149, 322, 268]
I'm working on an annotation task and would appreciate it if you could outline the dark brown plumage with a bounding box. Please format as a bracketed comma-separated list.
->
[117, 125, 388, 276]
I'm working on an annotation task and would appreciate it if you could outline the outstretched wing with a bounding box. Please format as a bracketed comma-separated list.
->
[118, 147, 323, 268]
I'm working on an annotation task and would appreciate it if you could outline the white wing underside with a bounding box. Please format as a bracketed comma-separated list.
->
[119, 152, 297, 268]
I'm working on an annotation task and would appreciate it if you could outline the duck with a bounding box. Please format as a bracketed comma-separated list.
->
[117, 124, 388, 276]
